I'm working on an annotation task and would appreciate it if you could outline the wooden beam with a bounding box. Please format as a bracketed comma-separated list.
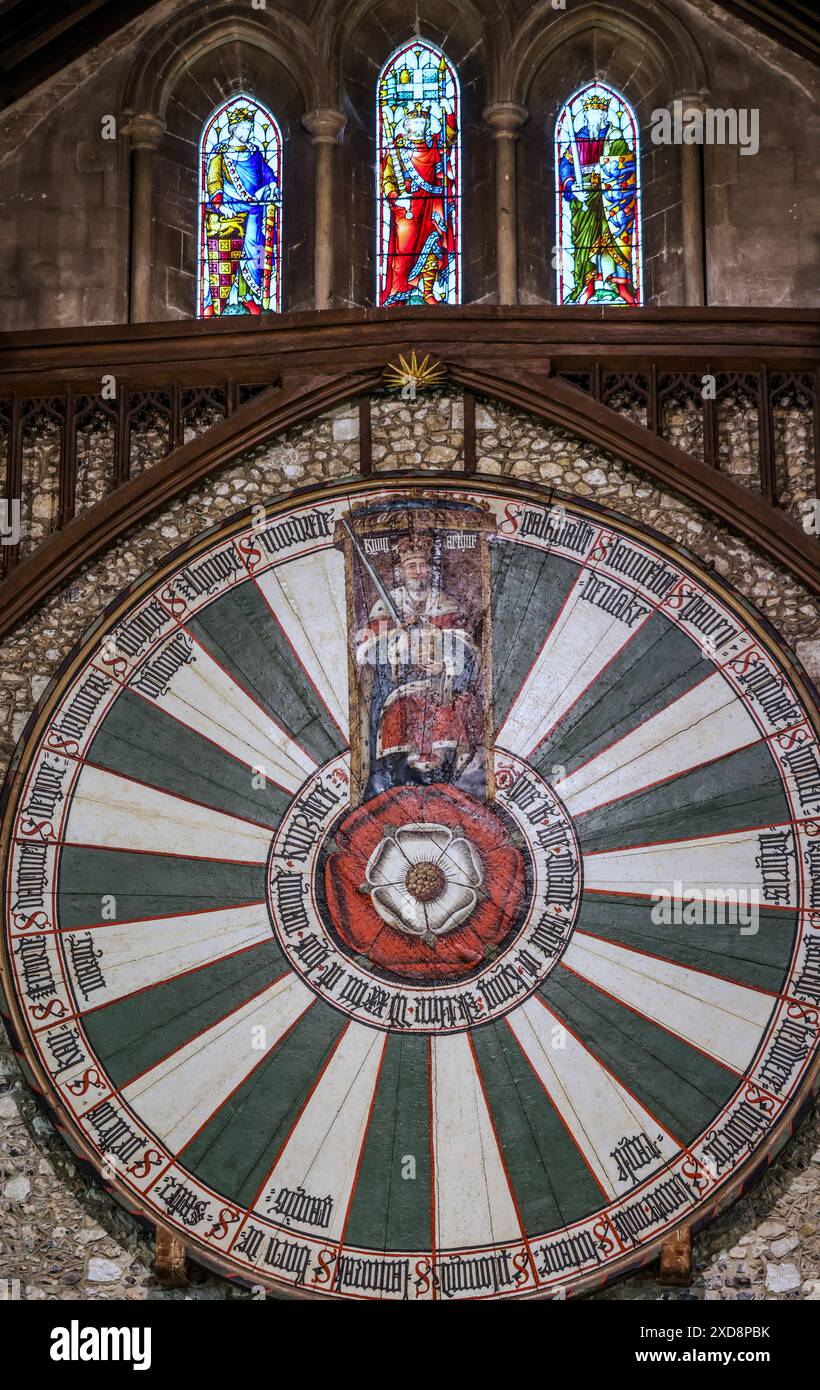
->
[703, 366, 719, 469]
[114, 390, 130, 488]
[0, 1, 160, 110]
[2, 391, 22, 576]
[170, 381, 183, 451]
[711, 0, 820, 67]
[57, 389, 76, 530]
[813, 366, 820, 504]
[0, 309, 817, 394]
[358, 396, 372, 477]
[451, 364, 820, 596]
[647, 363, 660, 435]
[758, 364, 777, 506]
[1, 360, 818, 641]
[463, 390, 476, 474]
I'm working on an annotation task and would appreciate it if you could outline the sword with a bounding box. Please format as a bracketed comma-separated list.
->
[568, 114, 586, 203]
[341, 516, 402, 626]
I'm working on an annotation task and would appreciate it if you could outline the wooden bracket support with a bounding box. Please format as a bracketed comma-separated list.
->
[660, 1226, 692, 1285]
[154, 1225, 188, 1287]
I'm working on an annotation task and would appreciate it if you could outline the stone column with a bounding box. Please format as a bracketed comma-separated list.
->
[678, 93, 706, 306]
[483, 102, 528, 305]
[302, 109, 347, 310]
[125, 112, 165, 324]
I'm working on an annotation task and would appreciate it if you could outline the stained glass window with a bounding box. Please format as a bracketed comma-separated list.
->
[376, 41, 461, 307]
[555, 83, 642, 306]
[198, 95, 282, 318]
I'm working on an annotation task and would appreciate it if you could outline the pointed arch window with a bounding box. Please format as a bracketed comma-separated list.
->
[198, 94, 282, 317]
[555, 83, 643, 306]
[376, 41, 461, 307]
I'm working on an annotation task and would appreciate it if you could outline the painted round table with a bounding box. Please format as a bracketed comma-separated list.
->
[2, 477, 818, 1300]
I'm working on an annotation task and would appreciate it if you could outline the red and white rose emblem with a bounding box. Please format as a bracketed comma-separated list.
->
[324, 784, 526, 982]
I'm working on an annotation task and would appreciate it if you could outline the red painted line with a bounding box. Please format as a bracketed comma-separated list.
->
[333, 1032, 389, 1284]
[495, 552, 592, 746]
[35, 839, 268, 868]
[57, 898, 267, 934]
[571, 707, 813, 831]
[530, 989, 689, 1152]
[582, 885, 796, 914]
[526, 597, 661, 760]
[558, 957, 786, 1112]
[250, 567, 348, 746]
[572, 926, 778, 1000]
[555, 959, 742, 1080]
[127, 680, 296, 797]
[232, 1018, 353, 1232]
[571, 732, 763, 823]
[582, 817, 800, 856]
[467, 1030, 540, 1289]
[560, 667, 716, 784]
[181, 622, 321, 775]
[81, 759, 279, 836]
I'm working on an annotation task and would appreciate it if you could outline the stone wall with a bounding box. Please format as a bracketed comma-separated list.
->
[681, 0, 820, 309]
[0, 0, 818, 329]
[0, 392, 818, 1300]
[0, 3, 177, 332]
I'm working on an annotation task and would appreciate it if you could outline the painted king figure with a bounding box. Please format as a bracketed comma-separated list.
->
[353, 533, 484, 799]
[202, 105, 280, 317]
[379, 98, 458, 305]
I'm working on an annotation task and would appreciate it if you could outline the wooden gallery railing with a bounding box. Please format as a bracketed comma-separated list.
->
[0, 307, 818, 638]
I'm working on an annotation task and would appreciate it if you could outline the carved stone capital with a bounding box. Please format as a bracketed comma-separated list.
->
[302, 108, 347, 145]
[483, 102, 528, 139]
[675, 92, 709, 114]
[124, 111, 165, 151]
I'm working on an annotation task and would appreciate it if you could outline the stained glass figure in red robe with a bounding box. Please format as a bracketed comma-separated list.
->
[377, 43, 460, 306]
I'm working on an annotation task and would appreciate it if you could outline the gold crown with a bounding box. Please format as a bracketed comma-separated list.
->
[405, 101, 430, 118]
[583, 93, 610, 112]
[396, 533, 434, 564]
[227, 106, 254, 127]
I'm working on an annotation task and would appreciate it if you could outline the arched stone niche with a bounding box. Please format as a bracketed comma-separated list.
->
[313, 0, 494, 306]
[121, 0, 712, 314]
[123, 3, 318, 318]
[510, 0, 708, 306]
